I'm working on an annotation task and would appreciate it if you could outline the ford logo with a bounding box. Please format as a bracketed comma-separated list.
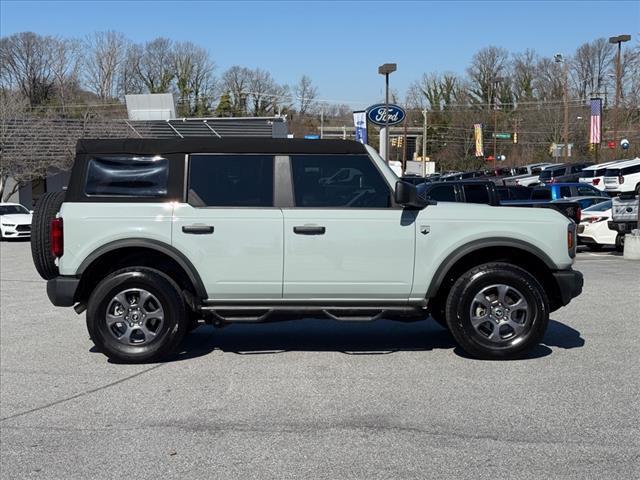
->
[366, 104, 406, 126]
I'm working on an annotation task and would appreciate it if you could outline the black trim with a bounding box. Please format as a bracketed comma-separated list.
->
[76, 238, 207, 299]
[425, 237, 558, 298]
[552, 269, 583, 307]
[76, 138, 367, 156]
[47, 276, 80, 307]
[274, 155, 294, 208]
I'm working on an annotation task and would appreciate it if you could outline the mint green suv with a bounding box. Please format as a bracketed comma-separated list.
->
[31, 138, 583, 363]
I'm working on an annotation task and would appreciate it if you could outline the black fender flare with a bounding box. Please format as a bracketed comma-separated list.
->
[76, 238, 207, 300]
[425, 237, 557, 298]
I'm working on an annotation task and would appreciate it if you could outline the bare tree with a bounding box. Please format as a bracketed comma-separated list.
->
[84, 31, 127, 102]
[466, 46, 509, 108]
[512, 49, 538, 102]
[534, 56, 564, 101]
[222, 66, 251, 115]
[572, 38, 614, 100]
[50, 37, 82, 113]
[173, 41, 215, 116]
[134, 38, 174, 94]
[294, 75, 317, 115]
[117, 44, 145, 97]
[0, 32, 55, 106]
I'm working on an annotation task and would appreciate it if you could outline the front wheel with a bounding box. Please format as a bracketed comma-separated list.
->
[86, 267, 188, 363]
[445, 262, 549, 360]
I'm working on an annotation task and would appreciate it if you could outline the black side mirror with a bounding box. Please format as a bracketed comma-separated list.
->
[394, 180, 427, 208]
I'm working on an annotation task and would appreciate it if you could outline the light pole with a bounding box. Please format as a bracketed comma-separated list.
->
[555, 53, 569, 163]
[491, 77, 504, 166]
[609, 34, 631, 160]
[378, 63, 397, 162]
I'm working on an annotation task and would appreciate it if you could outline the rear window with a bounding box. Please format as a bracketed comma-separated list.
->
[583, 200, 612, 212]
[604, 168, 621, 177]
[539, 168, 564, 180]
[85, 156, 168, 197]
[580, 170, 596, 178]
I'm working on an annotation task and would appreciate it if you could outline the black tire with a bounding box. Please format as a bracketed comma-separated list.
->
[86, 267, 188, 363]
[30, 191, 65, 280]
[615, 233, 625, 252]
[445, 262, 549, 360]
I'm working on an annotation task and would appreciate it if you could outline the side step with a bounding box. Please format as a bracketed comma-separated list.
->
[199, 305, 426, 325]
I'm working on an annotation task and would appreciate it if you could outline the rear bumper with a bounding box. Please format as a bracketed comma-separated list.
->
[47, 276, 79, 307]
[608, 221, 638, 233]
[552, 269, 584, 308]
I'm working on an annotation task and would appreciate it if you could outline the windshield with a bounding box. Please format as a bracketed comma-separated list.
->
[583, 200, 612, 212]
[0, 205, 29, 215]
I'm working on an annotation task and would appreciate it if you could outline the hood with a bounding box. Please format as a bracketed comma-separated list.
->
[0, 213, 32, 224]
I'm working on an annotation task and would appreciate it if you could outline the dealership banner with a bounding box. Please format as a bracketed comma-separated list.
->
[474, 123, 484, 157]
[353, 110, 367, 144]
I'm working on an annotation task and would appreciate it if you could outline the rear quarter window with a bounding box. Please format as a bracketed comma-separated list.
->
[85, 156, 168, 197]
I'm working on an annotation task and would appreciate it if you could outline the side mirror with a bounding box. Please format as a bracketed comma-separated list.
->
[394, 181, 427, 208]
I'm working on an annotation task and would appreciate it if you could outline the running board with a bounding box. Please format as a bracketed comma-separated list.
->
[199, 305, 425, 324]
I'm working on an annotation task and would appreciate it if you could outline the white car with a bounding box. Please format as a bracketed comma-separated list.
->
[603, 157, 640, 194]
[578, 160, 625, 192]
[0, 203, 33, 239]
[577, 200, 616, 250]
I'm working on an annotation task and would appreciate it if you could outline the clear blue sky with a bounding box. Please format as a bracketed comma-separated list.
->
[2, 0, 639, 108]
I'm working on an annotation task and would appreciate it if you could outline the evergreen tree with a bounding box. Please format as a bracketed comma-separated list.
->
[215, 90, 233, 117]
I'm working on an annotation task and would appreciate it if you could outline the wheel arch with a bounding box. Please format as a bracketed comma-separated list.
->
[426, 238, 563, 312]
[74, 239, 207, 304]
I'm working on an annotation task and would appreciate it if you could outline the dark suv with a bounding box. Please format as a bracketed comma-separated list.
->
[539, 162, 593, 184]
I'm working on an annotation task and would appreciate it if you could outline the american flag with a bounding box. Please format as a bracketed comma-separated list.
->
[590, 98, 602, 144]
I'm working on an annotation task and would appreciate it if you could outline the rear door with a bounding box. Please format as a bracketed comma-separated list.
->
[281, 154, 415, 300]
[172, 154, 284, 300]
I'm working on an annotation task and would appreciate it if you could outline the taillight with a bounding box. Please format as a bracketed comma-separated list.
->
[592, 178, 600, 186]
[51, 218, 63, 258]
[515, 179, 520, 186]
[618, 175, 624, 184]
[568, 224, 576, 258]
[549, 178, 556, 184]
[576, 207, 581, 223]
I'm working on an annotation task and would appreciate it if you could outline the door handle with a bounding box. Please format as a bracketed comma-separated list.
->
[182, 225, 214, 234]
[293, 225, 326, 235]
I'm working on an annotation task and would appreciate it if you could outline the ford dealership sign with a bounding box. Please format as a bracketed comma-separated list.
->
[366, 104, 406, 126]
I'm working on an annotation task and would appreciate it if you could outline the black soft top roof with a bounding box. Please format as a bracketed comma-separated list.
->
[76, 137, 368, 155]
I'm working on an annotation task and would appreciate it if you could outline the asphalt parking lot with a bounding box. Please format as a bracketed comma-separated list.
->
[0, 240, 638, 479]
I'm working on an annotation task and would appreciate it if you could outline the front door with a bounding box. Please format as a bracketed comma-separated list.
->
[172, 154, 283, 300]
[282, 154, 415, 300]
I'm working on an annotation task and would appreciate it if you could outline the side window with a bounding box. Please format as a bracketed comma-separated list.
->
[188, 154, 274, 207]
[559, 186, 572, 198]
[463, 184, 490, 204]
[426, 184, 456, 202]
[85, 156, 169, 197]
[531, 188, 551, 200]
[290, 155, 391, 208]
[571, 165, 582, 173]
[576, 185, 596, 196]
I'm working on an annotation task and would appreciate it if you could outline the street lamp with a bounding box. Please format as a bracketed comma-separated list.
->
[378, 63, 397, 162]
[491, 77, 504, 165]
[609, 34, 631, 159]
[555, 53, 569, 163]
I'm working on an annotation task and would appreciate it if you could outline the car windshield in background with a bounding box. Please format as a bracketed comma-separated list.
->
[0, 205, 29, 215]
[583, 200, 612, 212]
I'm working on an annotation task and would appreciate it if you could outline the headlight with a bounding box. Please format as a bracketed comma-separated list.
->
[2, 223, 15, 227]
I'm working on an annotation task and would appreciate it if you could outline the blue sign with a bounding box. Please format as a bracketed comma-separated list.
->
[304, 134, 320, 139]
[366, 103, 406, 126]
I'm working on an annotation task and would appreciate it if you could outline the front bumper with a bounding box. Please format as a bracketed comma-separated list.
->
[1, 225, 31, 238]
[552, 269, 584, 308]
[47, 276, 79, 307]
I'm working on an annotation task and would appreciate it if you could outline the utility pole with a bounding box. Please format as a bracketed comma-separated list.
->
[378, 63, 397, 163]
[555, 53, 569, 162]
[422, 109, 428, 177]
[320, 106, 324, 139]
[609, 34, 631, 160]
[491, 77, 503, 168]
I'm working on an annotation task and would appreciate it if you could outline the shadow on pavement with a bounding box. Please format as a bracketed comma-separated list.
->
[161, 317, 584, 363]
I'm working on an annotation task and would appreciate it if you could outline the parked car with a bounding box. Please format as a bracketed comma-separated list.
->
[551, 196, 610, 210]
[514, 163, 563, 187]
[530, 183, 606, 201]
[578, 160, 625, 191]
[0, 203, 32, 240]
[538, 162, 593, 184]
[419, 181, 581, 223]
[32, 138, 582, 363]
[603, 157, 640, 195]
[577, 200, 617, 250]
[607, 193, 638, 250]
[504, 163, 553, 186]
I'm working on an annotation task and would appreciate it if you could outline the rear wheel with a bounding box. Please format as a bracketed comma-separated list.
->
[86, 267, 188, 363]
[445, 262, 549, 360]
[31, 191, 65, 280]
[615, 233, 625, 252]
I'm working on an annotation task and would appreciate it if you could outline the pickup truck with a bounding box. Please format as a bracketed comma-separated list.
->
[607, 193, 639, 248]
[418, 181, 582, 223]
[31, 138, 583, 363]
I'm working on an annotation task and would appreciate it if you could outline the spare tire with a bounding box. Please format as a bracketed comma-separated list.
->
[31, 191, 65, 280]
